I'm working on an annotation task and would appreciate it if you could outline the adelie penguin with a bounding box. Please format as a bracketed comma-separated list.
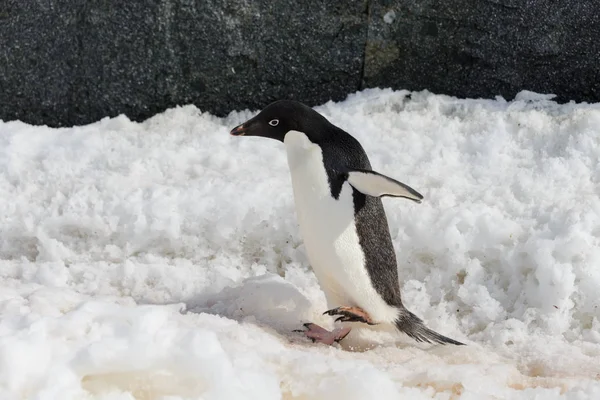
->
[230, 100, 464, 347]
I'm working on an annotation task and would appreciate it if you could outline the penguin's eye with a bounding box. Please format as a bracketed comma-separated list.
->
[268, 119, 279, 127]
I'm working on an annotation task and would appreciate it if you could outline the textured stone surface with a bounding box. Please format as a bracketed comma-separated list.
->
[1, 0, 599, 127]
[365, 0, 600, 103]
[1, 0, 366, 126]
[0, 1, 80, 124]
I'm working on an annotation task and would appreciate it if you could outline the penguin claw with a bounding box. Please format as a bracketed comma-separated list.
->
[292, 323, 314, 332]
[295, 322, 351, 345]
[324, 306, 377, 325]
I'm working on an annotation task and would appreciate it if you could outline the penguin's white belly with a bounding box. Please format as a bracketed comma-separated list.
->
[283, 131, 399, 323]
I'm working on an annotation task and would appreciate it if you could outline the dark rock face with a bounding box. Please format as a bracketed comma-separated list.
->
[1, 0, 366, 126]
[1, 0, 599, 127]
[0, 1, 81, 125]
[365, 0, 600, 104]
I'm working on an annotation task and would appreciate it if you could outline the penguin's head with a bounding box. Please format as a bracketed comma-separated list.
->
[230, 100, 328, 142]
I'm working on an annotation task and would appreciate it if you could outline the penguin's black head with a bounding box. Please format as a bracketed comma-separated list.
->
[230, 100, 329, 142]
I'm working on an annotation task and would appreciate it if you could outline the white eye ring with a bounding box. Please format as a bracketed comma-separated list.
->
[268, 119, 279, 127]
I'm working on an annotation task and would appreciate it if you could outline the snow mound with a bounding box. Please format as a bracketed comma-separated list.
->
[1, 89, 600, 399]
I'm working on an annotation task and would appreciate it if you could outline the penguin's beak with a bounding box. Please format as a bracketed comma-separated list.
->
[230, 123, 247, 136]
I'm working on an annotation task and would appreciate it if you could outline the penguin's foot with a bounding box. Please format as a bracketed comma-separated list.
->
[323, 306, 377, 325]
[294, 323, 351, 345]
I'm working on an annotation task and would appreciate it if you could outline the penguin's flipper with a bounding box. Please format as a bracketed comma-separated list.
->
[346, 169, 423, 202]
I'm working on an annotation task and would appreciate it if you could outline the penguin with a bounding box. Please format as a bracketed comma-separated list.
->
[230, 100, 463, 346]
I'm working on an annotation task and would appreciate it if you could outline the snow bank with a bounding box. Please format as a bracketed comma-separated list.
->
[1, 89, 600, 399]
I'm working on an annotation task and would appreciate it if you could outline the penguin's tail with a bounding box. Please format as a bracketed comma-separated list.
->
[395, 308, 464, 346]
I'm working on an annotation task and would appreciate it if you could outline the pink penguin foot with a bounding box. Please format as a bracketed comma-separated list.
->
[295, 323, 352, 345]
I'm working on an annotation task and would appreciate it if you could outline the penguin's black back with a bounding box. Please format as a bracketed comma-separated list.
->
[317, 125, 403, 308]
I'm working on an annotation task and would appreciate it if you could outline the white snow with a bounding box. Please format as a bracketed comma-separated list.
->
[1, 88, 600, 399]
[383, 10, 396, 24]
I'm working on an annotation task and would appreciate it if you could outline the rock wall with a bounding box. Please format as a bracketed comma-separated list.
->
[366, 1, 600, 104]
[1, 0, 599, 127]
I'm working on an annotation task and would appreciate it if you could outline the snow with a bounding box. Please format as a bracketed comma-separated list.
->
[1, 88, 600, 399]
[383, 10, 396, 24]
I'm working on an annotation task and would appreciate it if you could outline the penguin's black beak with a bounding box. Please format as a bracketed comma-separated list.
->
[230, 123, 247, 136]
